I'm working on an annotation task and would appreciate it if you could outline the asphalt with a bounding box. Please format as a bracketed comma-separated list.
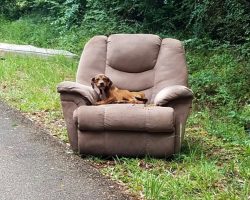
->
[0, 101, 130, 200]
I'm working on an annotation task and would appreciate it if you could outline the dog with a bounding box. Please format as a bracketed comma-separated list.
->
[91, 74, 148, 105]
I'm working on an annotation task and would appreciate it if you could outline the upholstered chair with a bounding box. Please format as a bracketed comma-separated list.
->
[57, 34, 193, 157]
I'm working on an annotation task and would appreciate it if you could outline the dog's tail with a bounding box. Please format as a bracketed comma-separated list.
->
[135, 97, 148, 104]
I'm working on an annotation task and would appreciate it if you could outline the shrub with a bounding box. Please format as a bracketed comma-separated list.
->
[1, 0, 249, 45]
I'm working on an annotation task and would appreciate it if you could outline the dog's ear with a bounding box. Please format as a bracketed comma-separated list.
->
[107, 78, 113, 88]
[91, 77, 95, 89]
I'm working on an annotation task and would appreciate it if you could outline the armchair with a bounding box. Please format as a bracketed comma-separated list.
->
[57, 34, 193, 157]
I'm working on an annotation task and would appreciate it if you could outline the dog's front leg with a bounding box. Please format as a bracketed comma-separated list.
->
[95, 97, 115, 105]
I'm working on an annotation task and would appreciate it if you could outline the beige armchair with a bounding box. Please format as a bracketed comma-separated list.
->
[57, 34, 193, 157]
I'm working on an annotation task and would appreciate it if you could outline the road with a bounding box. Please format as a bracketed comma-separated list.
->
[0, 101, 129, 200]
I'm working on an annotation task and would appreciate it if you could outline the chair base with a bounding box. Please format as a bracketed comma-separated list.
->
[78, 131, 176, 158]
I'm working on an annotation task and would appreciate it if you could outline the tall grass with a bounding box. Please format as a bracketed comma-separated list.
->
[0, 55, 77, 111]
[0, 17, 58, 48]
[0, 17, 90, 53]
[0, 54, 77, 141]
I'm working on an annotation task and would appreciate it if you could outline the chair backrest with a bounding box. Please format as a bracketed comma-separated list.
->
[76, 34, 188, 103]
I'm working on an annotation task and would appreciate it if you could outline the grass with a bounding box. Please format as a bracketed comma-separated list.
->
[0, 17, 59, 48]
[0, 16, 249, 200]
[0, 17, 91, 54]
[0, 54, 77, 141]
[0, 53, 249, 200]
[94, 114, 250, 199]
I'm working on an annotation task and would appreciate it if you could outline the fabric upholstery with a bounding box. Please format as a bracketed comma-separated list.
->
[74, 35, 189, 104]
[57, 34, 193, 157]
[74, 104, 174, 132]
[78, 131, 175, 157]
[151, 38, 188, 102]
[154, 85, 193, 106]
[107, 34, 161, 73]
[57, 81, 99, 105]
[76, 36, 107, 86]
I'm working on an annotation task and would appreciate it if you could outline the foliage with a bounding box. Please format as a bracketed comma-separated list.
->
[0, 2, 250, 198]
[187, 49, 250, 131]
[51, 0, 87, 29]
[0, 17, 85, 53]
[0, 0, 19, 19]
[0, 17, 60, 48]
[1, 0, 249, 45]
[187, 49, 250, 108]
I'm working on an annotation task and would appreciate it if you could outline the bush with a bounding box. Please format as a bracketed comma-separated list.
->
[1, 0, 249, 45]
[187, 49, 250, 108]
[0, 17, 60, 47]
[0, 0, 20, 19]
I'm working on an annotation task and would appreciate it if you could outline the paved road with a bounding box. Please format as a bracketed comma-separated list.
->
[0, 102, 129, 200]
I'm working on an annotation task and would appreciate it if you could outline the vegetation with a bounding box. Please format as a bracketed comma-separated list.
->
[0, 51, 249, 199]
[0, 55, 76, 141]
[1, 0, 250, 53]
[0, 0, 249, 199]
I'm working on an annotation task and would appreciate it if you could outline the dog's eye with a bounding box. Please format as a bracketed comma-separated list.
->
[103, 78, 108, 81]
[96, 78, 99, 81]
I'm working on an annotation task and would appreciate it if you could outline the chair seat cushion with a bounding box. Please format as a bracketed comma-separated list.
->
[74, 104, 175, 133]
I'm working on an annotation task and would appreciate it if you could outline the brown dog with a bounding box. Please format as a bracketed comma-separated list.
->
[91, 74, 148, 105]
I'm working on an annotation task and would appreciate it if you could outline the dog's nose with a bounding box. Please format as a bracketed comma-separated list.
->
[100, 82, 104, 86]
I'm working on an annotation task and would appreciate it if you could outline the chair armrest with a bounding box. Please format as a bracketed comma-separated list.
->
[57, 81, 99, 105]
[154, 85, 193, 153]
[154, 85, 193, 106]
[57, 81, 99, 152]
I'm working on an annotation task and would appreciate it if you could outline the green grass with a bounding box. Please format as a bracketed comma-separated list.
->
[0, 54, 77, 141]
[0, 53, 249, 199]
[0, 17, 59, 48]
[0, 16, 249, 200]
[0, 17, 91, 54]
[94, 113, 250, 200]
[0, 55, 76, 111]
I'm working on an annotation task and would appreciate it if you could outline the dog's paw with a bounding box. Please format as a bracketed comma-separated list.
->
[95, 101, 103, 105]
[135, 97, 148, 104]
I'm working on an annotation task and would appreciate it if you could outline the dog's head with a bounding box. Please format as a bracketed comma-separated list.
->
[91, 74, 113, 91]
